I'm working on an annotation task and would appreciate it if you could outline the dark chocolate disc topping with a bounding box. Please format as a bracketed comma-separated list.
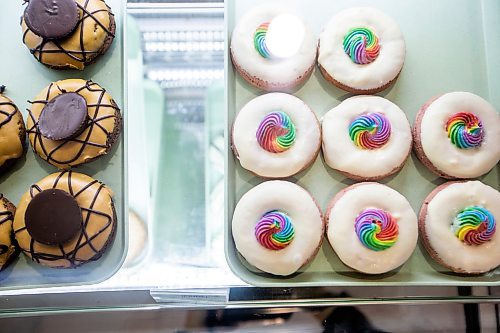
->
[24, 0, 80, 40]
[39, 92, 88, 140]
[25, 189, 82, 245]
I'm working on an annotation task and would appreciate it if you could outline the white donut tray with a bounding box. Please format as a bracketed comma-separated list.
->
[225, 0, 500, 286]
[0, 0, 127, 290]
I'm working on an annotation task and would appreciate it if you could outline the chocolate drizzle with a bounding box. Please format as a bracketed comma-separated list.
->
[22, 0, 115, 67]
[13, 171, 115, 268]
[0, 89, 20, 129]
[0, 194, 15, 256]
[27, 80, 120, 168]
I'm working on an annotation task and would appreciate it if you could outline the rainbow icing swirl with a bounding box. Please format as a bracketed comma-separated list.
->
[254, 22, 271, 58]
[256, 111, 296, 153]
[355, 209, 398, 251]
[446, 112, 484, 149]
[255, 210, 295, 250]
[452, 206, 495, 246]
[349, 113, 391, 149]
[343, 27, 380, 65]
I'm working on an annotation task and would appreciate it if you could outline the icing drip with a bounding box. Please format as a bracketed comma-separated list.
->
[355, 208, 398, 251]
[255, 210, 294, 250]
[349, 113, 391, 149]
[343, 27, 380, 65]
[256, 111, 296, 153]
[446, 112, 484, 149]
[254, 22, 271, 58]
[452, 206, 495, 246]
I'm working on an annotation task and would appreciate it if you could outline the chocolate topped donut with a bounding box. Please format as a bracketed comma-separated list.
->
[21, 0, 116, 70]
[26, 79, 121, 169]
[0, 194, 20, 271]
[0, 86, 26, 173]
[13, 171, 117, 268]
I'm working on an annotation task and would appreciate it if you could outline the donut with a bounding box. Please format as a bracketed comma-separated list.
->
[318, 7, 405, 94]
[230, 4, 317, 91]
[123, 210, 148, 267]
[13, 171, 117, 268]
[21, 0, 116, 70]
[419, 181, 500, 274]
[0, 194, 20, 271]
[326, 182, 418, 274]
[0, 86, 26, 173]
[231, 180, 324, 276]
[322, 96, 412, 181]
[413, 92, 500, 179]
[26, 79, 122, 169]
[232, 93, 321, 178]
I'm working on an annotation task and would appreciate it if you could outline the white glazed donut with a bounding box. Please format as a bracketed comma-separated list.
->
[230, 4, 317, 91]
[232, 93, 321, 178]
[326, 182, 418, 274]
[232, 180, 324, 276]
[318, 7, 405, 93]
[419, 181, 500, 274]
[414, 92, 500, 179]
[322, 96, 412, 180]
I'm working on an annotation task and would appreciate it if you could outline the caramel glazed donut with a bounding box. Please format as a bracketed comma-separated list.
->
[21, 0, 116, 70]
[0, 194, 20, 271]
[0, 86, 26, 173]
[27, 79, 121, 169]
[13, 171, 117, 268]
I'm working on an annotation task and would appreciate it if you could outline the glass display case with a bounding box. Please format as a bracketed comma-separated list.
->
[1, 1, 499, 330]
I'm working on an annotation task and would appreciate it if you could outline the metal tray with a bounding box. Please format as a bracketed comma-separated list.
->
[225, 0, 500, 286]
[0, 0, 127, 290]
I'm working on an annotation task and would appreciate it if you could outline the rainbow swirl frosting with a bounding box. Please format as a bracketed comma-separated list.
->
[452, 206, 495, 246]
[446, 112, 484, 149]
[256, 111, 296, 153]
[355, 209, 398, 251]
[254, 22, 271, 58]
[255, 210, 295, 250]
[343, 27, 380, 65]
[349, 113, 391, 149]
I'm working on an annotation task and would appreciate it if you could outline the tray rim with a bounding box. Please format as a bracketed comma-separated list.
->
[223, 0, 500, 287]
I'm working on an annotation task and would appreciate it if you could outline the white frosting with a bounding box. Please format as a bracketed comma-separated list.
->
[230, 4, 317, 89]
[318, 7, 405, 91]
[423, 181, 500, 273]
[322, 96, 412, 179]
[232, 93, 321, 178]
[232, 180, 324, 276]
[419, 92, 500, 178]
[326, 183, 418, 274]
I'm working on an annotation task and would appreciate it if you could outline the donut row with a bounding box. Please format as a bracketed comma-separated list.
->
[232, 180, 500, 276]
[232, 92, 500, 180]
[0, 82, 121, 271]
[230, 6, 405, 94]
